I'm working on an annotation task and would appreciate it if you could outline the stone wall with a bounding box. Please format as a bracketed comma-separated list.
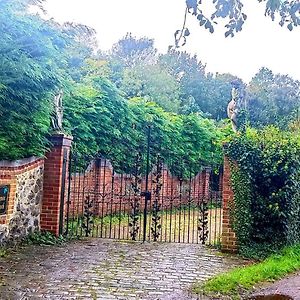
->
[0, 157, 44, 245]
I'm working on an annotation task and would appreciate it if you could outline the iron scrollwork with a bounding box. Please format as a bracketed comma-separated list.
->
[129, 153, 142, 240]
[198, 200, 209, 244]
[82, 195, 94, 237]
[151, 156, 163, 241]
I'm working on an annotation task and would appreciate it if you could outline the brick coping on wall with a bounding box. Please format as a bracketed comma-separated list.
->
[0, 157, 44, 170]
[0, 157, 44, 180]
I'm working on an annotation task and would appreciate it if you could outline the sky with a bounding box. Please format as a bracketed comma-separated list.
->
[43, 0, 300, 83]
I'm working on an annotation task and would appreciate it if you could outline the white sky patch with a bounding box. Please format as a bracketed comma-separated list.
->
[44, 0, 300, 83]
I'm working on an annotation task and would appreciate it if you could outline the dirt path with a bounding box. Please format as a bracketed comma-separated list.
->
[250, 272, 300, 300]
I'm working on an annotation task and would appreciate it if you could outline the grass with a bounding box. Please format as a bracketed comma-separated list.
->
[67, 207, 222, 245]
[192, 243, 300, 299]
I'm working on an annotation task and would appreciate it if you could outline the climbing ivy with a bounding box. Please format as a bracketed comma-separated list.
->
[226, 126, 300, 259]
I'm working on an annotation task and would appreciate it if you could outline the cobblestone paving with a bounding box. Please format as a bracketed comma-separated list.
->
[0, 239, 241, 300]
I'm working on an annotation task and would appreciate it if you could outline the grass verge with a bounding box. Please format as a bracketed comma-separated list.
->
[192, 243, 300, 299]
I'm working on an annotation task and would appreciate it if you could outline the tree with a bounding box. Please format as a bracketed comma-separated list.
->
[198, 73, 242, 120]
[0, 0, 226, 169]
[176, 0, 300, 46]
[63, 77, 137, 166]
[159, 49, 206, 82]
[247, 67, 300, 127]
[159, 49, 242, 118]
[104, 33, 158, 88]
[110, 33, 157, 68]
[0, 0, 94, 159]
[120, 64, 181, 113]
[128, 98, 224, 172]
[159, 49, 205, 114]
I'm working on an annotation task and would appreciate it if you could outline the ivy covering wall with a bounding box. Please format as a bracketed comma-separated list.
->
[226, 127, 300, 258]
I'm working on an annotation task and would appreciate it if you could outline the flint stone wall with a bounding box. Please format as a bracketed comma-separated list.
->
[0, 157, 44, 245]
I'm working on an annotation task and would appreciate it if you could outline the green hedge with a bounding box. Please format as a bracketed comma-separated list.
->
[226, 126, 300, 259]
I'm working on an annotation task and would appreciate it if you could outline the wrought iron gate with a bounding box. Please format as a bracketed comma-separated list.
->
[63, 131, 223, 245]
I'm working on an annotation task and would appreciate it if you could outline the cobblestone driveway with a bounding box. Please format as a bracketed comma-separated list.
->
[0, 239, 240, 300]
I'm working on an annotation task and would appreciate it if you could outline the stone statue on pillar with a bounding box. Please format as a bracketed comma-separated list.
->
[227, 80, 245, 133]
[51, 90, 64, 133]
[227, 87, 239, 133]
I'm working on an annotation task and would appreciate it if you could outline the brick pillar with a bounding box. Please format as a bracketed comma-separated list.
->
[221, 156, 238, 252]
[41, 134, 72, 236]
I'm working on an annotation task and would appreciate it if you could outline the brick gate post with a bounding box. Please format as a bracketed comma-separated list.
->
[41, 134, 72, 236]
[221, 156, 237, 252]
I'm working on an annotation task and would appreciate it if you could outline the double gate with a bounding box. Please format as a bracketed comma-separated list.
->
[62, 135, 223, 245]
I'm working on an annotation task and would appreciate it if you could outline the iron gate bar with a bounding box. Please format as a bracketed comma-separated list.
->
[141, 125, 151, 243]
[148, 170, 154, 241]
[160, 164, 171, 244]
[109, 168, 115, 238]
[178, 174, 183, 243]
[65, 150, 72, 236]
[187, 168, 192, 243]
[164, 162, 169, 242]
[171, 165, 176, 243]
[197, 171, 201, 244]
[118, 171, 123, 239]
[64, 140, 223, 245]
[100, 159, 107, 238]
[95, 160, 100, 238]
[79, 157, 83, 237]
[127, 171, 131, 240]
[192, 173, 197, 243]
[59, 148, 68, 235]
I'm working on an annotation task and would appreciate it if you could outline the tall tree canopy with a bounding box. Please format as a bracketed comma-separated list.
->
[0, 0, 94, 159]
[1, 0, 299, 171]
[247, 67, 300, 128]
[0, 2, 225, 170]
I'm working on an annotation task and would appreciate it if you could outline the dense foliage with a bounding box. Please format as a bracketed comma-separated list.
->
[1, 1, 300, 183]
[0, 0, 93, 160]
[64, 77, 224, 172]
[248, 67, 300, 128]
[2, 0, 300, 260]
[0, 2, 228, 169]
[226, 127, 300, 258]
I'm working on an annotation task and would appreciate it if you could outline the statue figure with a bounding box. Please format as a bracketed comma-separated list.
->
[227, 87, 239, 132]
[51, 90, 64, 132]
[227, 78, 247, 133]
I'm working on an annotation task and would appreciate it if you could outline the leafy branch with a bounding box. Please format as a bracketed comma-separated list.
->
[175, 0, 299, 46]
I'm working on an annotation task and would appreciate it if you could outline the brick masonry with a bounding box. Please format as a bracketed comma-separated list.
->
[0, 133, 73, 243]
[0, 157, 44, 244]
[0, 133, 238, 250]
[221, 156, 237, 252]
[40, 133, 72, 236]
[68, 159, 211, 218]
